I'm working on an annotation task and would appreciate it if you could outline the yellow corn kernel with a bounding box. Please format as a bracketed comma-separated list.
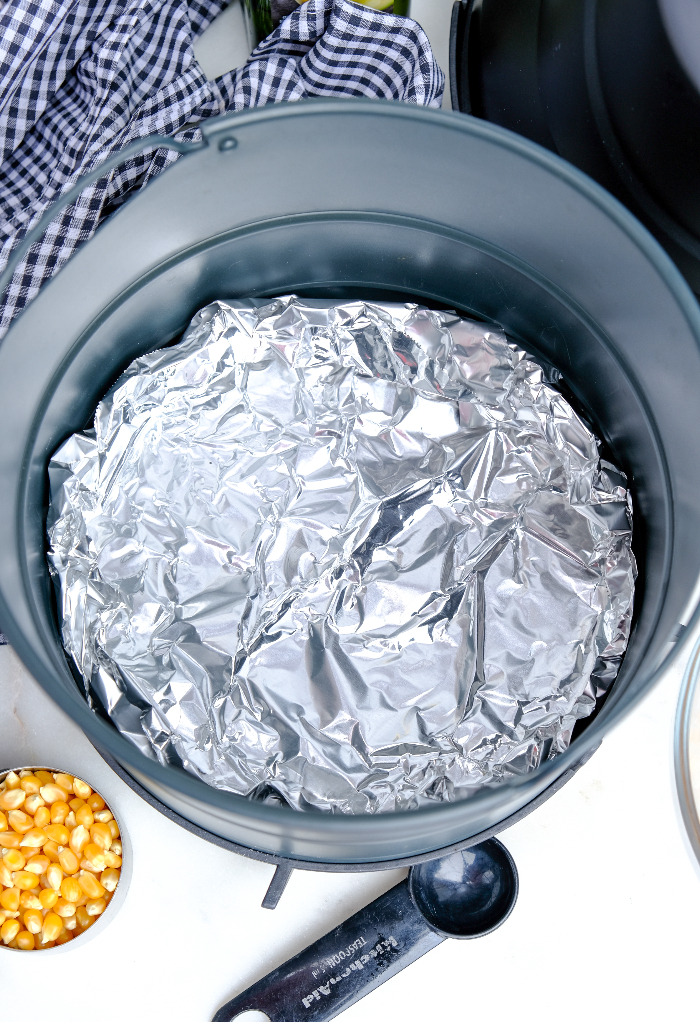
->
[69, 824, 90, 856]
[0, 887, 20, 912]
[0, 788, 25, 811]
[34, 771, 53, 785]
[4, 772, 20, 789]
[108, 820, 120, 840]
[58, 848, 79, 875]
[44, 823, 70, 846]
[16, 929, 35, 950]
[79, 858, 102, 874]
[0, 862, 13, 888]
[46, 864, 63, 891]
[25, 855, 49, 876]
[39, 784, 68, 806]
[41, 911, 62, 942]
[63, 812, 76, 831]
[19, 775, 41, 795]
[8, 810, 33, 834]
[100, 867, 120, 892]
[75, 905, 93, 930]
[33, 806, 50, 829]
[110, 839, 122, 855]
[85, 897, 106, 917]
[19, 900, 40, 920]
[55, 897, 75, 918]
[3, 849, 25, 871]
[93, 809, 113, 824]
[0, 831, 21, 849]
[69, 797, 85, 812]
[83, 843, 106, 870]
[103, 850, 122, 868]
[39, 888, 58, 910]
[18, 890, 42, 910]
[87, 793, 105, 811]
[90, 822, 112, 851]
[77, 872, 105, 899]
[22, 794, 46, 816]
[75, 892, 88, 907]
[0, 810, 7, 833]
[60, 876, 81, 903]
[72, 778, 92, 800]
[64, 915, 77, 931]
[56, 927, 74, 945]
[43, 839, 60, 863]
[50, 801, 70, 825]
[75, 804, 94, 828]
[19, 828, 47, 848]
[1, 917, 20, 944]
[53, 774, 74, 794]
[14, 871, 39, 891]
[23, 907, 43, 934]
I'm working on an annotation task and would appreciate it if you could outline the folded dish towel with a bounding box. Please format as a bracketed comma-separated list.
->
[0, 0, 444, 344]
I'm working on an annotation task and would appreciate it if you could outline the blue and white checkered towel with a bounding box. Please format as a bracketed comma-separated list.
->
[0, 0, 443, 342]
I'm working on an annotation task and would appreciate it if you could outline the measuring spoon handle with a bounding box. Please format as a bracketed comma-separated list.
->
[212, 879, 444, 1022]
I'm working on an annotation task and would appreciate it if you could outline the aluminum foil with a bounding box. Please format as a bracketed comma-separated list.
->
[48, 298, 635, 813]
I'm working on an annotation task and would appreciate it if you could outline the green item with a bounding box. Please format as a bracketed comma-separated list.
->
[242, 0, 273, 49]
[357, 0, 410, 11]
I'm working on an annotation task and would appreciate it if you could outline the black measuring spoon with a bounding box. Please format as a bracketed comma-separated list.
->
[213, 838, 518, 1022]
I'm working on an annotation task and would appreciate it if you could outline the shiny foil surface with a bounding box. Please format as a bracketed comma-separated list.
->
[48, 299, 635, 813]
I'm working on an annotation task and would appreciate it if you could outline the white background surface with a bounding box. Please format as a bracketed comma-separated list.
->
[3, 1, 700, 1019]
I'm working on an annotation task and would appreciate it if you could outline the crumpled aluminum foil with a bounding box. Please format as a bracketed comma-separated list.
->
[48, 298, 635, 814]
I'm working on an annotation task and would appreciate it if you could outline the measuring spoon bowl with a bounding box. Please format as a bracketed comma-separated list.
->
[409, 838, 519, 938]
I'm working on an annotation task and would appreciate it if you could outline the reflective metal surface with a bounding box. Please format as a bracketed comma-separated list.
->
[48, 298, 635, 814]
[675, 635, 700, 867]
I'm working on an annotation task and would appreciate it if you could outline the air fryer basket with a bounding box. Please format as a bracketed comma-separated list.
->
[0, 100, 699, 864]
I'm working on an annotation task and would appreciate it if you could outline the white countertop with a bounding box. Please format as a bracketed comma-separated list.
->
[3, 2, 700, 1018]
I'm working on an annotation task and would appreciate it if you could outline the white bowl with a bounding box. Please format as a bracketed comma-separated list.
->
[0, 765, 131, 954]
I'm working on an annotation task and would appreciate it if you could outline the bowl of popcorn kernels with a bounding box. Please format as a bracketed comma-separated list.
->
[0, 767, 128, 951]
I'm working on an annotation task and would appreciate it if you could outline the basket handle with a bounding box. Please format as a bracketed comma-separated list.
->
[0, 132, 205, 311]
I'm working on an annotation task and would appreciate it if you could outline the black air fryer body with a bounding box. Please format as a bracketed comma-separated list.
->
[451, 0, 700, 296]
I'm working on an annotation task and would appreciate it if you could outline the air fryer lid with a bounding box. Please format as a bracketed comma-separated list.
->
[0, 100, 698, 863]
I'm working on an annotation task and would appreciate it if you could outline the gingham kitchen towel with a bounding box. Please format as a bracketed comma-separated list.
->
[0, 0, 443, 342]
[0, 0, 443, 644]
